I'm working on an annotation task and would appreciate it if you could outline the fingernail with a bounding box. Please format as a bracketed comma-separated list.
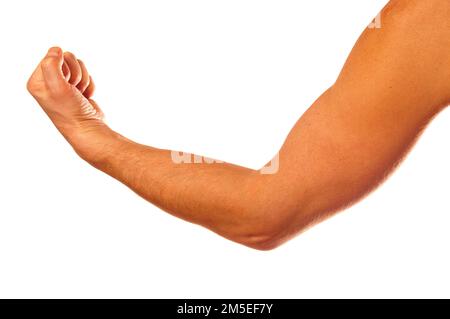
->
[47, 47, 61, 57]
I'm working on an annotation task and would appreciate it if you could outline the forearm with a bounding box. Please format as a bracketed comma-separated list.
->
[73, 128, 278, 249]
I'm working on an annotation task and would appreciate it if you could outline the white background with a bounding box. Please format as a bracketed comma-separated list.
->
[0, 0, 449, 298]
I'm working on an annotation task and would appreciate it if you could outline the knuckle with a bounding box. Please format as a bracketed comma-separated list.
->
[26, 78, 40, 95]
[77, 79, 90, 92]
[26, 79, 34, 93]
[72, 72, 82, 83]
[87, 77, 95, 91]
[41, 56, 56, 70]
[64, 51, 77, 60]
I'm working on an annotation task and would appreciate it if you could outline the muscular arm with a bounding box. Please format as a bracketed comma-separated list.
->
[27, 0, 450, 250]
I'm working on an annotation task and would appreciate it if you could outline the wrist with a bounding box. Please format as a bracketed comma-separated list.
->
[63, 123, 128, 167]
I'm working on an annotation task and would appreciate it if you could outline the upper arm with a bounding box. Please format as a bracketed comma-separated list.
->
[254, 0, 450, 246]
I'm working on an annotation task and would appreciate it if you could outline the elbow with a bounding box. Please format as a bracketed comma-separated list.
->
[231, 210, 294, 251]
[243, 235, 285, 251]
[222, 176, 306, 251]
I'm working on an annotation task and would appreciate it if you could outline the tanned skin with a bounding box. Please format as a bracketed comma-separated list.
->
[27, 0, 450, 250]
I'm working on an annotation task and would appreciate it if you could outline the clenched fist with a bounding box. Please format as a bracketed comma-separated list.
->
[27, 47, 119, 162]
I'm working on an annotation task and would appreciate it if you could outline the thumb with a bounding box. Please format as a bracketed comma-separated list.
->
[41, 47, 67, 94]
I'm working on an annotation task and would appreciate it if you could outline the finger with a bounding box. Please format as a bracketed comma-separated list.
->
[88, 99, 104, 120]
[63, 51, 82, 86]
[40, 47, 67, 93]
[62, 60, 71, 81]
[83, 76, 96, 99]
[76, 59, 90, 93]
